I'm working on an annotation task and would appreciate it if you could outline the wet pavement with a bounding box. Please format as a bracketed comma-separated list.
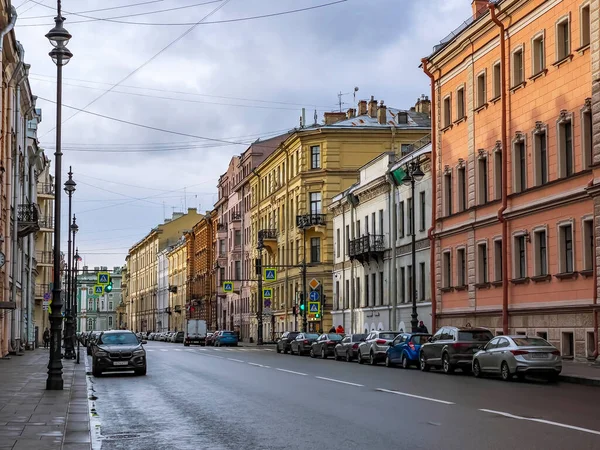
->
[89, 341, 600, 450]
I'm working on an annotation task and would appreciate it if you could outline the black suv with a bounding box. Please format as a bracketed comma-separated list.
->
[276, 331, 300, 354]
[91, 330, 147, 376]
[419, 326, 493, 374]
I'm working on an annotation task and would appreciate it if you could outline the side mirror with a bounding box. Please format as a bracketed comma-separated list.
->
[388, 342, 394, 346]
[428, 337, 433, 342]
[141, 340, 147, 345]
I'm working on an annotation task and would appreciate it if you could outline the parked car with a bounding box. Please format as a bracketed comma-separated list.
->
[205, 332, 219, 346]
[276, 331, 300, 354]
[215, 331, 238, 347]
[385, 333, 431, 368]
[86, 331, 102, 355]
[472, 335, 562, 381]
[310, 333, 343, 358]
[173, 331, 185, 343]
[357, 330, 401, 365]
[334, 333, 367, 361]
[91, 330, 147, 377]
[420, 326, 493, 374]
[290, 333, 319, 355]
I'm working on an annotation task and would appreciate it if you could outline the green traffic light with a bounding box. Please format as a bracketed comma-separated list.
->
[300, 303, 305, 311]
[104, 282, 113, 293]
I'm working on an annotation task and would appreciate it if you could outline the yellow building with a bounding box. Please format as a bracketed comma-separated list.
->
[249, 97, 431, 338]
[126, 209, 201, 332]
[167, 238, 187, 332]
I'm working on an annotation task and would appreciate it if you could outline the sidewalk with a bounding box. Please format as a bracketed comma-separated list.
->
[0, 347, 91, 450]
[559, 360, 600, 386]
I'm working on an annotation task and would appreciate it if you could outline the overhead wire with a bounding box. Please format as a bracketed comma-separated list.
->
[20, 0, 165, 19]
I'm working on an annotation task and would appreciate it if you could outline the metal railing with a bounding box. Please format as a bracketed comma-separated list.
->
[231, 212, 241, 221]
[399, 134, 432, 156]
[36, 251, 53, 264]
[258, 229, 277, 240]
[37, 183, 55, 196]
[296, 214, 326, 229]
[349, 234, 385, 257]
[38, 215, 54, 229]
[17, 204, 39, 223]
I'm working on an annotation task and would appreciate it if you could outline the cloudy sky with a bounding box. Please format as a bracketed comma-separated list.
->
[14, 0, 470, 268]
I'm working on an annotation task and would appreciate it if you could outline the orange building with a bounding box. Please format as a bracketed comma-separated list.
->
[185, 212, 214, 325]
[425, 0, 597, 360]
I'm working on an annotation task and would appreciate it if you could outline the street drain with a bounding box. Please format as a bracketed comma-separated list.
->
[101, 433, 142, 441]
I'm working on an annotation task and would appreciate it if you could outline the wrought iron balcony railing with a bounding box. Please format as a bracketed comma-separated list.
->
[17, 204, 40, 238]
[231, 212, 241, 221]
[37, 183, 55, 196]
[36, 251, 53, 265]
[258, 229, 277, 241]
[349, 234, 386, 258]
[38, 216, 54, 230]
[296, 214, 326, 229]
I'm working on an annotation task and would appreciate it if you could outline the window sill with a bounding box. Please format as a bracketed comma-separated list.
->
[554, 271, 578, 280]
[528, 69, 548, 82]
[453, 116, 467, 125]
[491, 280, 503, 287]
[552, 54, 573, 68]
[509, 81, 526, 93]
[475, 282, 491, 289]
[490, 95, 501, 104]
[531, 274, 551, 283]
[510, 277, 529, 285]
[474, 103, 488, 113]
[454, 284, 468, 291]
[576, 44, 590, 55]
[440, 286, 454, 293]
[579, 269, 593, 278]
[441, 124, 453, 133]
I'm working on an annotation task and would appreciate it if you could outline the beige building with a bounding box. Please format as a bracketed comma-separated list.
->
[168, 238, 187, 332]
[126, 209, 201, 332]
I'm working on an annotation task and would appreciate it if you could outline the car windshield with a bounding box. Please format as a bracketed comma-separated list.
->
[352, 334, 367, 342]
[513, 337, 551, 347]
[99, 333, 139, 345]
[327, 334, 343, 340]
[458, 330, 493, 342]
[411, 335, 430, 345]
[379, 333, 398, 340]
[222, 331, 234, 335]
[305, 334, 319, 339]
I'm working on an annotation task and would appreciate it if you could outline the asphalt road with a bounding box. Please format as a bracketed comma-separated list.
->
[88, 341, 600, 450]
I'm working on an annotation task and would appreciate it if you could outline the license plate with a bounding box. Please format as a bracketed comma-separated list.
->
[113, 361, 129, 366]
[530, 353, 548, 359]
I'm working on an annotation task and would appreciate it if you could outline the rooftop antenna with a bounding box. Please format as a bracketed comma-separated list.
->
[184, 186, 187, 210]
[338, 87, 360, 111]
[162, 201, 166, 221]
[314, 109, 318, 124]
[353, 86, 359, 104]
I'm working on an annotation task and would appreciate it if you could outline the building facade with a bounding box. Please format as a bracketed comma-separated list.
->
[167, 238, 187, 332]
[185, 212, 214, 326]
[249, 98, 431, 339]
[330, 141, 433, 334]
[76, 267, 123, 332]
[426, 0, 597, 359]
[156, 248, 169, 332]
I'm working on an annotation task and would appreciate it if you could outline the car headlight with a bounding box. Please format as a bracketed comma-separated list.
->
[133, 349, 145, 356]
[95, 351, 108, 357]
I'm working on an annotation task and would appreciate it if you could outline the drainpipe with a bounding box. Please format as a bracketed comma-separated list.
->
[489, 4, 509, 335]
[589, 179, 599, 359]
[388, 169, 398, 331]
[340, 202, 346, 328]
[349, 198, 355, 333]
[421, 58, 437, 333]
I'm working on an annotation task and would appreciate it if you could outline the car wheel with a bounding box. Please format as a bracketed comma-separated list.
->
[310, 348, 315, 358]
[135, 367, 147, 376]
[184, 342, 190, 347]
[92, 362, 102, 377]
[442, 353, 454, 374]
[500, 362, 512, 381]
[334, 350, 341, 361]
[401, 354, 409, 369]
[385, 355, 393, 368]
[290, 346, 295, 355]
[419, 353, 430, 372]
[276, 346, 281, 353]
[369, 352, 377, 366]
[547, 373, 559, 383]
[321, 348, 327, 359]
[357, 351, 364, 364]
[473, 359, 482, 378]
[345, 350, 352, 363]
[283, 347, 288, 354]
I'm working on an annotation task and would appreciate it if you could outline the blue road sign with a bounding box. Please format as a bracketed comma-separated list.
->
[263, 268, 277, 282]
[309, 291, 320, 301]
[263, 288, 273, 299]
[98, 273, 110, 285]
[308, 302, 320, 314]
[223, 282, 234, 293]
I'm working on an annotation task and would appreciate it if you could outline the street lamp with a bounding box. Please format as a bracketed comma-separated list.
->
[70, 216, 79, 344]
[401, 161, 425, 333]
[46, 0, 73, 391]
[63, 168, 76, 359]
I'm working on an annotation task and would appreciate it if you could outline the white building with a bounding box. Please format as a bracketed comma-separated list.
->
[157, 248, 170, 332]
[330, 141, 432, 334]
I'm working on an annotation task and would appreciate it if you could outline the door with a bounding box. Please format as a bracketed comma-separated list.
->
[478, 337, 499, 371]
[429, 328, 446, 364]
[339, 336, 350, 356]
[390, 335, 406, 362]
[359, 333, 373, 358]
[489, 337, 510, 372]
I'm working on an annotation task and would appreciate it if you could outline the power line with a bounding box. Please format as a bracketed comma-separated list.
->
[76, 180, 171, 207]
[21, 0, 165, 19]
[75, 173, 217, 193]
[21, 0, 348, 27]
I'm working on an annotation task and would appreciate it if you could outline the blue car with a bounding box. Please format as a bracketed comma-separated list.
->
[385, 333, 431, 368]
[215, 331, 238, 347]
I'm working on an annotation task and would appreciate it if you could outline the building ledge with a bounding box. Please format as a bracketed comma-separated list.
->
[440, 286, 454, 293]
[510, 277, 529, 285]
[509, 81, 526, 94]
[490, 95, 501, 104]
[554, 271, 578, 280]
[474, 103, 488, 114]
[531, 274, 551, 283]
[474, 282, 491, 289]
[576, 44, 590, 55]
[528, 69, 548, 82]
[490, 280, 503, 287]
[552, 54, 573, 68]
[579, 269, 593, 278]
[453, 116, 467, 126]
[454, 284, 468, 291]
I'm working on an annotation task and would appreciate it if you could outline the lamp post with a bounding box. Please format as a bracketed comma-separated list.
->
[46, 0, 73, 390]
[70, 216, 79, 343]
[63, 168, 76, 359]
[73, 247, 80, 363]
[401, 160, 425, 333]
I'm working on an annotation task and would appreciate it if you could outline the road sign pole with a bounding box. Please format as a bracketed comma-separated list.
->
[256, 251, 263, 346]
[302, 228, 308, 333]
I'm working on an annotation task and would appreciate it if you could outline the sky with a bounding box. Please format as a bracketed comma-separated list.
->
[13, 0, 471, 268]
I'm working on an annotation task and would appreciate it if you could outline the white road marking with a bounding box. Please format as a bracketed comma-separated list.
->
[227, 358, 245, 363]
[375, 388, 454, 405]
[276, 368, 307, 376]
[174, 349, 182, 352]
[146, 349, 154, 352]
[248, 362, 271, 368]
[315, 376, 363, 387]
[264, 349, 274, 352]
[213, 348, 224, 352]
[479, 409, 600, 436]
[160, 349, 169, 352]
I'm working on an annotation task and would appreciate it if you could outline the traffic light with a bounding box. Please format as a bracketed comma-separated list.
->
[315, 312, 320, 319]
[299, 293, 305, 312]
[104, 281, 113, 293]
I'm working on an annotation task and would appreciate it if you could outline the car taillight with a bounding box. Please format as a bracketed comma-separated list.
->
[551, 350, 560, 356]
[408, 341, 415, 351]
[327, 341, 334, 345]
[376, 339, 387, 345]
[510, 350, 529, 356]
[452, 343, 471, 350]
[303, 340, 309, 344]
[352, 343, 359, 349]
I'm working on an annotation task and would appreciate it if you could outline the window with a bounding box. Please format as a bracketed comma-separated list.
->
[336, 228, 340, 258]
[310, 237, 321, 263]
[457, 165, 466, 212]
[444, 172, 453, 216]
[494, 149, 502, 200]
[443, 95, 451, 128]
[364, 215, 369, 235]
[457, 248, 466, 287]
[309, 192, 322, 215]
[400, 267, 406, 303]
[88, 299, 93, 311]
[356, 220, 360, 239]
[583, 218, 593, 271]
[476, 72, 486, 107]
[372, 273, 377, 306]
[532, 33, 545, 74]
[419, 192, 426, 231]
[513, 139, 527, 193]
[407, 265, 413, 301]
[533, 229, 548, 276]
[235, 261, 241, 280]
[364, 274, 370, 307]
[407, 197, 413, 235]
[581, 4, 591, 47]
[109, 301, 113, 310]
[296, 239, 301, 264]
[108, 317, 113, 327]
[378, 209, 384, 235]
[533, 129, 548, 186]
[559, 224, 574, 273]
[456, 86, 465, 119]
[379, 271, 384, 306]
[345, 279, 350, 309]
[582, 107, 592, 169]
[442, 251, 452, 288]
[494, 239, 503, 281]
[477, 157, 488, 205]
[493, 62, 501, 98]
[558, 118, 574, 178]
[556, 17, 571, 61]
[344, 225, 349, 255]
[398, 201, 405, 237]
[512, 47, 524, 86]
[477, 243, 488, 284]
[419, 262, 425, 301]
[371, 212, 376, 236]
[310, 145, 321, 169]
[514, 235, 527, 279]
[234, 230, 242, 247]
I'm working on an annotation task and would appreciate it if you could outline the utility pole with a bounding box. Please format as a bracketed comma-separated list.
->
[256, 247, 263, 345]
[302, 228, 308, 332]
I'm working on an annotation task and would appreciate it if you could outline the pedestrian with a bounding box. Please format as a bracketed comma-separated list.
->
[43, 328, 50, 349]
[417, 321, 429, 333]
[329, 326, 336, 333]
[336, 325, 345, 334]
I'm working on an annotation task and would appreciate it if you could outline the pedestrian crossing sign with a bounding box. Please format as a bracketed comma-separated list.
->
[223, 282, 234, 293]
[263, 288, 273, 299]
[308, 302, 320, 314]
[263, 268, 277, 282]
[98, 272, 110, 285]
[94, 285, 103, 296]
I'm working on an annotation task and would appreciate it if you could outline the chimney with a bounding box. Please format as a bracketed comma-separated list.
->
[346, 108, 356, 119]
[415, 94, 431, 116]
[472, 0, 488, 20]
[377, 100, 387, 125]
[324, 111, 348, 125]
[357, 100, 367, 115]
[368, 96, 377, 118]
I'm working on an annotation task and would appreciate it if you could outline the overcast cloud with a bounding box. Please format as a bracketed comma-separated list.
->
[14, 0, 470, 268]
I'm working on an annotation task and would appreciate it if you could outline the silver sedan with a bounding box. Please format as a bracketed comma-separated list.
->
[472, 335, 562, 381]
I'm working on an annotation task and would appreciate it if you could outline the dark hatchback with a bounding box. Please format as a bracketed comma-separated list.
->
[290, 333, 319, 356]
[276, 331, 300, 354]
[334, 334, 367, 361]
[91, 330, 147, 377]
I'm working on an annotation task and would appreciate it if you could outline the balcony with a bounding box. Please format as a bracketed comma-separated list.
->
[38, 215, 54, 231]
[296, 214, 326, 229]
[217, 222, 227, 237]
[36, 251, 53, 265]
[231, 212, 241, 222]
[17, 204, 40, 238]
[35, 283, 50, 299]
[258, 229, 278, 254]
[349, 234, 386, 265]
[37, 183, 55, 198]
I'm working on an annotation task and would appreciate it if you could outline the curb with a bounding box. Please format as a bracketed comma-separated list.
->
[559, 374, 600, 386]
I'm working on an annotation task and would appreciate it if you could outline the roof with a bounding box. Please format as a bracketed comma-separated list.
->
[304, 107, 430, 131]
